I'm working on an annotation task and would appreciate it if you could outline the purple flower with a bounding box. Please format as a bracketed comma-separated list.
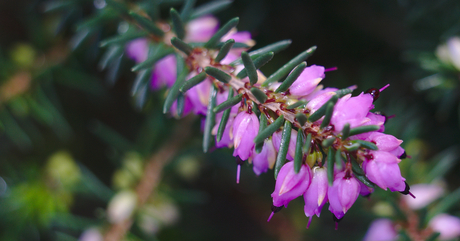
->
[367, 132, 403, 152]
[289, 65, 325, 97]
[306, 91, 336, 117]
[359, 180, 374, 197]
[429, 214, 460, 240]
[363, 151, 406, 192]
[220, 30, 255, 64]
[232, 111, 259, 160]
[272, 129, 298, 161]
[213, 114, 235, 148]
[363, 219, 398, 241]
[327, 171, 360, 220]
[184, 15, 219, 42]
[150, 54, 177, 90]
[402, 183, 444, 210]
[126, 38, 148, 63]
[252, 138, 276, 175]
[331, 93, 374, 132]
[271, 161, 312, 208]
[303, 167, 328, 227]
[186, 76, 212, 115]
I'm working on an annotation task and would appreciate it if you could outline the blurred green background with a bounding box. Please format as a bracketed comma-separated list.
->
[0, 0, 459, 240]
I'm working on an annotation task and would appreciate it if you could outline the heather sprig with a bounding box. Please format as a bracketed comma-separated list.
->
[96, 0, 411, 227]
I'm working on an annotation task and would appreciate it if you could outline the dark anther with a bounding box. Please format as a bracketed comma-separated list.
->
[332, 215, 343, 223]
[236, 157, 245, 165]
[365, 88, 380, 102]
[271, 205, 283, 213]
[399, 151, 407, 159]
[399, 181, 411, 195]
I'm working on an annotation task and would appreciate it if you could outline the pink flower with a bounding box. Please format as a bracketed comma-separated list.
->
[331, 93, 374, 132]
[252, 139, 276, 175]
[151, 54, 177, 89]
[327, 171, 360, 220]
[271, 161, 312, 207]
[289, 65, 325, 97]
[213, 114, 235, 148]
[184, 15, 219, 42]
[363, 219, 398, 241]
[363, 151, 405, 192]
[429, 214, 460, 240]
[402, 183, 444, 210]
[367, 132, 403, 152]
[272, 129, 298, 161]
[232, 112, 259, 160]
[186, 76, 212, 115]
[306, 91, 336, 116]
[126, 39, 149, 63]
[303, 167, 328, 227]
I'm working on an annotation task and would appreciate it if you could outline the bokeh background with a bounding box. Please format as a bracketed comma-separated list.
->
[0, 0, 460, 240]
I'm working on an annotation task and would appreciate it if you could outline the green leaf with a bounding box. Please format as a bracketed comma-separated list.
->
[344, 142, 360, 152]
[295, 113, 308, 126]
[76, 9, 118, 32]
[105, 0, 129, 15]
[275, 62, 307, 93]
[308, 94, 338, 122]
[335, 87, 355, 97]
[204, 17, 239, 49]
[426, 232, 440, 241]
[327, 148, 334, 185]
[180, 0, 196, 21]
[355, 174, 374, 188]
[350, 156, 364, 176]
[287, 100, 306, 109]
[215, 39, 235, 63]
[203, 86, 218, 152]
[131, 47, 175, 72]
[105, 53, 123, 85]
[131, 69, 152, 96]
[320, 101, 334, 129]
[170, 8, 185, 39]
[348, 125, 380, 136]
[250, 87, 267, 103]
[302, 133, 312, 154]
[98, 45, 124, 70]
[100, 30, 149, 47]
[70, 28, 93, 50]
[294, 130, 304, 173]
[217, 89, 234, 142]
[274, 121, 292, 179]
[180, 71, 207, 93]
[321, 137, 335, 148]
[341, 123, 350, 140]
[213, 94, 243, 113]
[253, 115, 284, 144]
[426, 146, 459, 182]
[129, 11, 164, 37]
[163, 68, 188, 113]
[352, 140, 378, 150]
[205, 66, 231, 83]
[262, 46, 316, 87]
[241, 52, 258, 85]
[236, 52, 274, 79]
[190, 0, 233, 19]
[231, 40, 291, 65]
[171, 37, 193, 55]
[335, 149, 343, 169]
[176, 93, 185, 117]
[255, 114, 268, 153]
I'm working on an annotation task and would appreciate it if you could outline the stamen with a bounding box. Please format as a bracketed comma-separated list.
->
[325, 67, 338, 72]
[236, 164, 241, 184]
[307, 216, 313, 229]
[267, 212, 274, 222]
[408, 191, 416, 199]
[335, 222, 338, 230]
[379, 84, 390, 92]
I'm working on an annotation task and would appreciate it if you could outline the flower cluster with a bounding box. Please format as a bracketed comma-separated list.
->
[124, 10, 410, 227]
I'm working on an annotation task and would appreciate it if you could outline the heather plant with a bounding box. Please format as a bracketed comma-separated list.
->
[1, 0, 460, 241]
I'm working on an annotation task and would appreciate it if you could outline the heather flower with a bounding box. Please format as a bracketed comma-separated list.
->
[367, 132, 403, 152]
[303, 166, 328, 227]
[402, 183, 444, 210]
[186, 76, 212, 115]
[362, 219, 398, 241]
[252, 139, 276, 175]
[363, 151, 406, 192]
[232, 111, 259, 160]
[331, 93, 374, 132]
[272, 129, 298, 161]
[184, 15, 219, 42]
[126, 38, 148, 63]
[306, 91, 335, 116]
[429, 214, 460, 240]
[271, 161, 312, 208]
[289, 65, 325, 97]
[150, 55, 177, 89]
[359, 180, 374, 197]
[327, 171, 360, 220]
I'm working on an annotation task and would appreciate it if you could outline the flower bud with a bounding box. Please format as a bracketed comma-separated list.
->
[289, 65, 325, 97]
[363, 151, 405, 192]
[303, 167, 328, 220]
[271, 161, 312, 207]
[252, 139, 276, 175]
[331, 93, 374, 132]
[327, 171, 360, 219]
[232, 111, 259, 160]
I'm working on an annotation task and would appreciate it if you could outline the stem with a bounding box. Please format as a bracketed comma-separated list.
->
[103, 116, 195, 241]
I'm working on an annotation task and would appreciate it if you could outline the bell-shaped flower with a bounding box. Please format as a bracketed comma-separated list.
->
[232, 111, 259, 160]
[306, 91, 336, 116]
[150, 54, 177, 89]
[363, 218, 398, 241]
[429, 214, 460, 240]
[289, 65, 325, 97]
[184, 15, 219, 42]
[363, 150, 405, 192]
[328, 171, 360, 220]
[126, 38, 148, 63]
[271, 161, 312, 208]
[186, 76, 212, 115]
[402, 183, 444, 210]
[213, 114, 235, 148]
[272, 129, 298, 161]
[252, 139, 276, 175]
[331, 93, 374, 132]
[367, 132, 403, 152]
[303, 166, 328, 227]
[359, 180, 374, 197]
